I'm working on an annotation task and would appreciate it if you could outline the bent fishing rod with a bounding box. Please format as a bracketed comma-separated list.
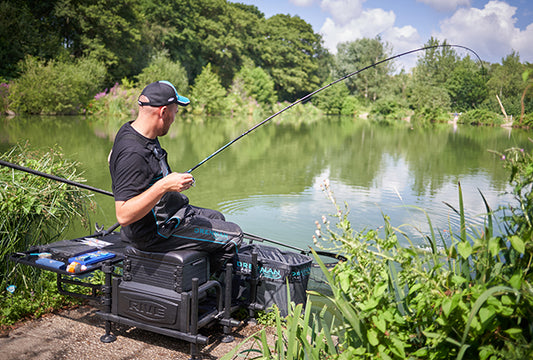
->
[186, 44, 484, 173]
[0, 159, 342, 259]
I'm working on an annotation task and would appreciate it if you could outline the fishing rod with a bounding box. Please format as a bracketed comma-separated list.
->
[0, 159, 342, 259]
[186, 44, 484, 174]
[0, 159, 113, 196]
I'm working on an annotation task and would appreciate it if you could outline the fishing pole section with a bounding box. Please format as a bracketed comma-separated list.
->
[186, 44, 484, 174]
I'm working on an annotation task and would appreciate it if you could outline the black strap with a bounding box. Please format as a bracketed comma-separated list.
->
[121, 134, 169, 177]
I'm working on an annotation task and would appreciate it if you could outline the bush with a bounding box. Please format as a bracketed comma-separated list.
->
[135, 50, 189, 92]
[189, 63, 227, 115]
[86, 82, 138, 121]
[370, 96, 409, 124]
[8, 56, 107, 115]
[0, 82, 9, 114]
[461, 108, 503, 126]
[312, 78, 350, 115]
[230, 60, 277, 106]
[341, 95, 362, 116]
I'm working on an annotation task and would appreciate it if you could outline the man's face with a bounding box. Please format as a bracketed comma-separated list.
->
[159, 103, 178, 136]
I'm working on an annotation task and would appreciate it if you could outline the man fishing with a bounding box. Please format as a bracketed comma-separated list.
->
[108, 80, 243, 267]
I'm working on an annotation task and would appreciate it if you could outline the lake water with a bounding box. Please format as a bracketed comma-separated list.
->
[1, 115, 531, 252]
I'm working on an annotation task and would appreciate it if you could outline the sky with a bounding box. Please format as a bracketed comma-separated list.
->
[230, 0, 533, 71]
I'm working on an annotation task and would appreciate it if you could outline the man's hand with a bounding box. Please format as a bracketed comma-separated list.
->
[115, 172, 195, 227]
[162, 172, 195, 192]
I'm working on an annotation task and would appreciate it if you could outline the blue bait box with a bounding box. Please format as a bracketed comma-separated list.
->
[68, 250, 115, 266]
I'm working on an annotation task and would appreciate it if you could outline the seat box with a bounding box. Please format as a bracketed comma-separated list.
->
[123, 247, 209, 292]
[112, 278, 188, 330]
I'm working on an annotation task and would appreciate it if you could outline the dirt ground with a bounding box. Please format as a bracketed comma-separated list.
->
[0, 304, 274, 360]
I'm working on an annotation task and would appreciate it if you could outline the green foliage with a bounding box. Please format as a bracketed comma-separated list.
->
[446, 57, 488, 111]
[8, 56, 107, 115]
[341, 95, 362, 116]
[230, 61, 277, 106]
[135, 51, 189, 91]
[461, 108, 503, 125]
[1, 3, 531, 125]
[222, 297, 337, 360]
[227, 148, 533, 359]
[0, 1, 64, 79]
[257, 14, 323, 101]
[0, 82, 9, 114]
[53, 0, 145, 80]
[271, 101, 324, 127]
[0, 271, 81, 327]
[313, 177, 531, 359]
[189, 63, 228, 115]
[334, 36, 393, 101]
[0, 143, 95, 291]
[312, 78, 350, 115]
[86, 83, 138, 122]
[409, 83, 451, 124]
[369, 96, 409, 124]
[0, 143, 97, 327]
[414, 38, 459, 87]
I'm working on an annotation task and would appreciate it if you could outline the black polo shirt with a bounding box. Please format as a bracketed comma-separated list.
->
[108, 121, 169, 247]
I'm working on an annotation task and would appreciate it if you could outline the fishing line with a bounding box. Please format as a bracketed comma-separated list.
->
[244, 232, 346, 262]
[186, 44, 484, 173]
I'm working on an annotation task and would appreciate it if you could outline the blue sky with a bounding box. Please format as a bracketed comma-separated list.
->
[230, 0, 533, 71]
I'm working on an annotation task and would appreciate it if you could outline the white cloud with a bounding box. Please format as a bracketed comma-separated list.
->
[433, 0, 533, 63]
[320, 0, 366, 25]
[321, 8, 397, 52]
[289, 0, 316, 6]
[416, 0, 471, 12]
[382, 25, 423, 71]
[320, 6, 423, 71]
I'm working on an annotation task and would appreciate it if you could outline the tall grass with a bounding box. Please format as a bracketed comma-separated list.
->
[223, 148, 532, 359]
[0, 143, 95, 326]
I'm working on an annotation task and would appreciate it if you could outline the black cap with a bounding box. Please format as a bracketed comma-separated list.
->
[138, 80, 190, 107]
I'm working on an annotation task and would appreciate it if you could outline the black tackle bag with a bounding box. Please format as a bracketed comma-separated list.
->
[233, 244, 312, 316]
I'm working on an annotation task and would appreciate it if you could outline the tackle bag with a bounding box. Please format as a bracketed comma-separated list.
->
[232, 244, 312, 316]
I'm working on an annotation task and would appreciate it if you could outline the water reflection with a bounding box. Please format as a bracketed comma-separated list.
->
[1, 115, 530, 250]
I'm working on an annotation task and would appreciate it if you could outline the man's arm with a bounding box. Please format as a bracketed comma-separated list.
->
[115, 172, 194, 226]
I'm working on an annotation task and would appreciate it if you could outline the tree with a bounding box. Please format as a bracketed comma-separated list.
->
[413, 37, 459, 87]
[0, 1, 64, 79]
[142, 0, 263, 88]
[189, 63, 227, 115]
[408, 82, 451, 124]
[334, 37, 392, 101]
[231, 60, 277, 105]
[135, 51, 189, 94]
[445, 56, 488, 111]
[9, 56, 107, 114]
[255, 14, 323, 102]
[53, 0, 145, 80]
[486, 52, 526, 116]
[312, 77, 350, 115]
